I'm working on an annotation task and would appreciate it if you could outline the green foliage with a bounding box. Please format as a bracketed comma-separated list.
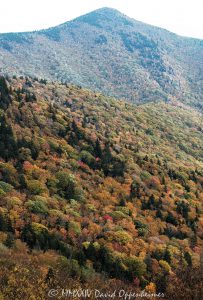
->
[80, 150, 96, 169]
[56, 171, 84, 201]
[4, 232, 15, 248]
[0, 162, 18, 186]
[134, 220, 148, 237]
[26, 180, 47, 195]
[111, 230, 133, 245]
[68, 221, 81, 235]
[176, 200, 190, 219]
[0, 77, 11, 109]
[26, 199, 49, 215]
[110, 211, 128, 220]
[159, 260, 171, 274]
[130, 179, 141, 199]
[0, 115, 18, 161]
[184, 251, 192, 266]
[21, 222, 50, 250]
[125, 256, 147, 279]
[0, 181, 14, 193]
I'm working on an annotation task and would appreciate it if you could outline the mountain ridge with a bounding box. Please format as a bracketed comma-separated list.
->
[0, 8, 202, 109]
[1, 7, 201, 40]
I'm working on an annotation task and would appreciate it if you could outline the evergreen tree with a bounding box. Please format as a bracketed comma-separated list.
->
[0, 115, 18, 161]
[130, 180, 141, 199]
[148, 194, 155, 209]
[0, 76, 12, 109]
[95, 138, 102, 158]
[156, 209, 163, 219]
[184, 252, 192, 266]
[164, 248, 172, 264]
[0, 213, 7, 231]
[119, 197, 126, 207]
[101, 142, 113, 176]
[45, 267, 55, 284]
[69, 120, 84, 145]
[4, 232, 15, 248]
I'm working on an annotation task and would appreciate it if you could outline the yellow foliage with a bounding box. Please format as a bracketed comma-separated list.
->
[145, 282, 156, 293]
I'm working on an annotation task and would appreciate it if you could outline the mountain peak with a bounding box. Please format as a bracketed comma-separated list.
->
[91, 7, 123, 15]
[74, 6, 132, 26]
[0, 7, 202, 109]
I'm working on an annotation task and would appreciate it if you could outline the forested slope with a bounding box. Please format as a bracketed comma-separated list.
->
[0, 76, 202, 299]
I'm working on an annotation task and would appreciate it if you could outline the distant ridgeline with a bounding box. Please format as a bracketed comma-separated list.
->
[0, 8, 202, 110]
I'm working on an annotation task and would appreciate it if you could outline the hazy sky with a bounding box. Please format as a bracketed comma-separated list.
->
[0, 0, 202, 38]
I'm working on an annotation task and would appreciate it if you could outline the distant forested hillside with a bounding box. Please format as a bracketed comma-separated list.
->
[0, 8, 202, 109]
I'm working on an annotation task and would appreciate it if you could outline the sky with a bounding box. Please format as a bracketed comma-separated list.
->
[0, 0, 202, 38]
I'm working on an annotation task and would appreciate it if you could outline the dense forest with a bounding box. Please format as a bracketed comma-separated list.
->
[0, 8, 202, 109]
[0, 76, 202, 299]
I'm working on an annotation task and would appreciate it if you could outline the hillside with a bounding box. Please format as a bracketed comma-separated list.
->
[0, 8, 202, 109]
[0, 76, 203, 298]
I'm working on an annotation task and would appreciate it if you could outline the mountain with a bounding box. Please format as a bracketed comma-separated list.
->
[0, 76, 203, 298]
[0, 7, 202, 109]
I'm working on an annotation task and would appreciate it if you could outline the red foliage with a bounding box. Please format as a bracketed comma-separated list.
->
[103, 215, 113, 222]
